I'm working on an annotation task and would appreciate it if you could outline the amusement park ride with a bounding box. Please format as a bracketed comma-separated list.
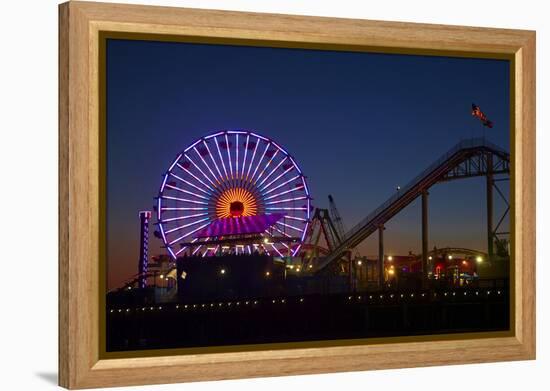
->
[116, 130, 510, 294]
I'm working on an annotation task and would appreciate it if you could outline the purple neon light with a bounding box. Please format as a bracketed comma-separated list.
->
[257, 156, 287, 188]
[289, 156, 302, 174]
[156, 197, 162, 220]
[266, 196, 307, 205]
[165, 218, 210, 235]
[160, 174, 169, 193]
[302, 177, 310, 196]
[259, 166, 294, 192]
[177, 163, 214, 192]
[264, 185, 304, 200]
[276, 221, 303, 233]
[204, 131, 224, 139]
[266, 206, 308, 211]
[271, 141, 288, 155]
[268, 226, 291, 238]
[250, 142, 270, 183]
[250, 132, 268, 141]
[262, 175, 300, 196]
[168, 221, 211, 246]
[185, 154, 217, 188]
[214, 136, 229, 181]
[174, 238, 199, 256]
[241, 134, 249, 178]
[194, 213, 285, 238]
[165, 183, 209, 200]
[246, 136, 260, 179]
[202, 140, 224, 182]
[284, 215, 307, 222]
[270, 243, 283, 257]
[168, 154, 182, 172]
[161, 212, 208, 223]
[193, 147, 219, 186]
[235, 133, 239, 179]
[162, 207, 207, 211]
[162, 195, 208, 205]
[169, 173, 210, 196]
[225, 133, 233, 179]
[255, 149, 279, 184]
[184, 139, 201, 152]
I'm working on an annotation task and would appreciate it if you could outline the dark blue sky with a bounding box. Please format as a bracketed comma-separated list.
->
[106, 39, 510, 289]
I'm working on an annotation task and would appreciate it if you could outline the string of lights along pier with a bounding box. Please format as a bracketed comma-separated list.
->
[156, 130, 312, 259]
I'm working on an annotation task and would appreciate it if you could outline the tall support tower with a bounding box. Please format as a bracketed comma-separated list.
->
[328, 195, 346, 240]
[138, 211, 152, 289]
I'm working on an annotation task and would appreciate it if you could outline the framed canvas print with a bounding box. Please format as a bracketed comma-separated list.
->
[58, 1, 536, 389]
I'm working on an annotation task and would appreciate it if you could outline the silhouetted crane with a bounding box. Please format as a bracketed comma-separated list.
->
[328, 194, 346, 241]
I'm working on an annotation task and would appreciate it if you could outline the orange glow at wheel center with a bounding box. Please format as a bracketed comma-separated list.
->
[216, 188, 258, 219]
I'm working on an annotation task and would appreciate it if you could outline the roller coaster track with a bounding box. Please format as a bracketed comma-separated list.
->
[314, 138, 510, 272]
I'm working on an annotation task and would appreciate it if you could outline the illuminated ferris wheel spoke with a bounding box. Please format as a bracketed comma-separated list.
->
[169, 172, 211, 196]
[193, 238, 210, 256]
[174, 238, 199, 256]
[193, 147, 221, 187]
[235, 133, 239, 180]
[161, 195, 208, 205]
[185, 154, 217, 189]
[255, 149, 279, 184]
[265, 196, 308, 205]
[214, 136, 229, 181]
[270, 244, 284, 257]
[284, 215, 308, 222]
[266, 206, 308, 211]
[160, 212, 209, 223]
[165, 183, 209, 200]
[176, 163, 215, 193]
[241, 134, 250, 179]
[264, 185, 304, 201]
[250, 142, 270, 184]
[266, 227, 291, 239]
[202, 141, 224, 183]
[168, 221, 211, 246]
[225, 133, 233, 180]
[259, 166, 294, 193]
[262, 175, 301, 196]
[245, 137, 260, 180]
[162, 207, 207, 211]
[165, 217, 210, 234]
[276, 221, 303, 233]
[257, 156, 287, 188]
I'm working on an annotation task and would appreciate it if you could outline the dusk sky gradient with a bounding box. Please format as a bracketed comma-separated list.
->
[106, 39, 510, 290]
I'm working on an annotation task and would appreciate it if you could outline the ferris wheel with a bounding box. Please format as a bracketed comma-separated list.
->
[156, 130, 312, 259]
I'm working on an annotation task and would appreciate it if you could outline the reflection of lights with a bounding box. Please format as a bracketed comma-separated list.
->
[462, 260, 468, 265]
[476, 256, 483, 263]
[388, 269, 395, 275]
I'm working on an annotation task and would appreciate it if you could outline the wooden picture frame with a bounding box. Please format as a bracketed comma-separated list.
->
[59, 1, 536, 389]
